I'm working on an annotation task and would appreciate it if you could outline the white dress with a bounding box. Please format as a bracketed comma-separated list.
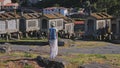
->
[49, 39, 58, 59]
[49, 28, 58, 59]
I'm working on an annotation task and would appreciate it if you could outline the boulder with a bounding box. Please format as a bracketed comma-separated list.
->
[36, 56, 64, 68]
[0, 47, 6, 53]
[0, 43, 11, 54]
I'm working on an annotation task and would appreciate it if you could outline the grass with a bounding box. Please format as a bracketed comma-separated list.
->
[0, 37, 48, 42]
[0, 52, 40, 68]
[17, 39, 48, 42]
[21, 37, 48, 41]
[68, 41, 108, 48]
[0, 62, 6, 68]
[0, 38, 48, 42]
[0, 52, 120, 68]
[60, 53, 120, 68]
[24, 64, 34, 68]
[0, 53, 6, 56]
[62, 39, 108, 48]
[9, 52, 39, 58]
[0, 39, 119, 67]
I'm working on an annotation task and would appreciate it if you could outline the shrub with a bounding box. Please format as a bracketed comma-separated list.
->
[24, 52, 32, 57]
[24, 64, 33, 68]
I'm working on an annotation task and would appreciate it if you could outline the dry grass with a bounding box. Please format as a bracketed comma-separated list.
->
[76, 41, 107, 48]
[10, 52, 39, 58]
[0, 62, 7, 68]
[0, 52, 120, 68]
[0, 41, 119, 68]
[64, 41, 108, 48]
[0, 52, 40, 68]
[60, 53, 120, 68]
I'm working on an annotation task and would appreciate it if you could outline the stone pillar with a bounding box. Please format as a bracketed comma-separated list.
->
[9, 33, 12, 40]
[19, 32, 23, 39]
[35, 30, 38, 38]
[99, 35, 102, 40]
[17, 32, 20, 39]
[0, 34, 1, 38]
[109, 34, 112, 40]
[26, 32, 28, 38]
[31, 31, 33, 37]
[1, 34, 4, 39]
[6, 34, 9, 41]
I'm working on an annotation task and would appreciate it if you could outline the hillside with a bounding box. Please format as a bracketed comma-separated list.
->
[12, 0, 120, 16]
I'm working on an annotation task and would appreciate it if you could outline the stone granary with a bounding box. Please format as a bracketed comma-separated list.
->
[56, 13, 74, 34]
[19, 13, 41, 37]
[0, 12, 20, 40]
[55, 13, 74, 38]
[40, 13, 74, 39]
[111, 17, 120, 40]
[74, 20, 85, 38]
[85, 12, 113, 40]
[40, 13, 64, 33]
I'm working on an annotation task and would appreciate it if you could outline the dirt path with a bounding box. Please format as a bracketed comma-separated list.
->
[59, 43, 120, 54]
[0, 41, 119, 55]
[0, 41, 120, 68]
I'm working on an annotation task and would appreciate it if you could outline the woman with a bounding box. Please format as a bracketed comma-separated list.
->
[48, 23, 58, 59]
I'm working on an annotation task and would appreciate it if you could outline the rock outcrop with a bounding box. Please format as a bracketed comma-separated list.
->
[36, 56, 64, 68]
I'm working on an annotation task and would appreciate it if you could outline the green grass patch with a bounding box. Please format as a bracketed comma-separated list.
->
[61, 54, 120, 67]
[94, 54, 107, 59]
[1, 52, 120, 68]
[0, 39, 13, 42]
[24, 64, 34, 68]
[0, 37, 48, 42]
[17, 39, 48, 42]
[0, 39, 48, 43]
[9, 52, 39, 58]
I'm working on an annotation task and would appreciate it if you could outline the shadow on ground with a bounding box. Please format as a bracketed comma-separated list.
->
[0, 41, 65, 46]
[0, 42, 49, 46]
